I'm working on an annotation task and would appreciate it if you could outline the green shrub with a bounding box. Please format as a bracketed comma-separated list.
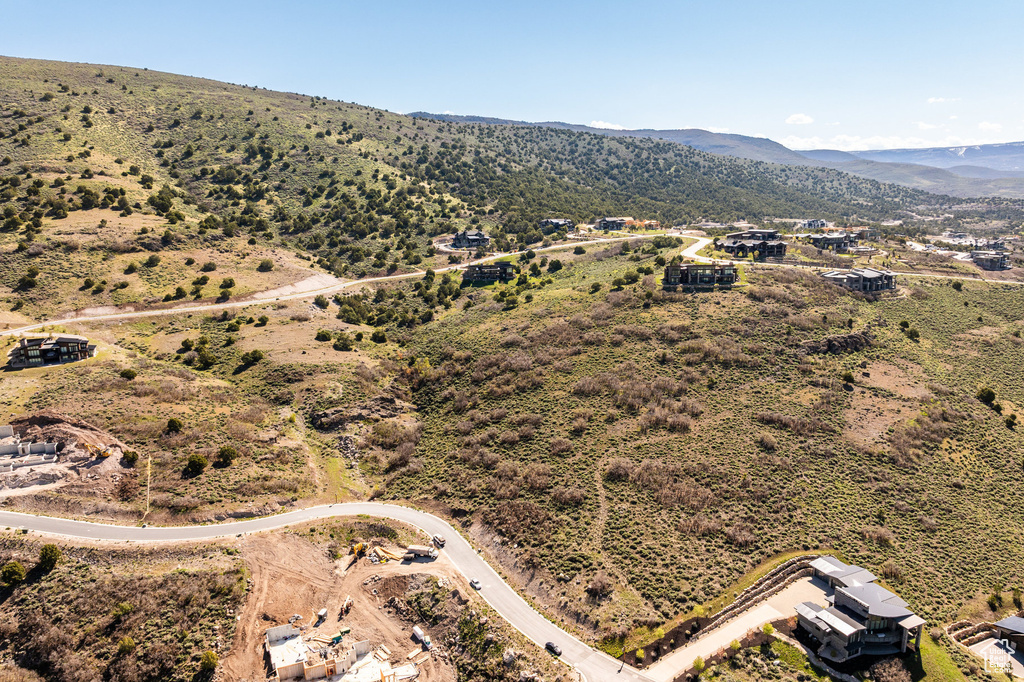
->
[37, 544, 62, 572]
[119, 368, 137, 381]
[185, 453, 208, 477]
[315, 329, 332, 342]
[144, 254, 160, 267]
[118, 636, 136, 655]
[257, 259, 274, 272]
[200, 650, 218, 671]
[216, 446, 237, 467]
[166, 418, 183, 433]
[201, 261, 217, 272]
[977, 387, 996, 405]
[1, 561, 26, 586]
[371, 329, 387, 343]
[123, 451, 139, 467]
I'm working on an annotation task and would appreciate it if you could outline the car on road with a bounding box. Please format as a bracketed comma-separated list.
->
[545, 641, 562, 656]
[432, 534, 446, 547]
[469, 578, 482, 590]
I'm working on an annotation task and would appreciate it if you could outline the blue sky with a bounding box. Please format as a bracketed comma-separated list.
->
[2, 0, 1022, 150]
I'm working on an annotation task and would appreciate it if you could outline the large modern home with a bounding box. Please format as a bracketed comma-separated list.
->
[663, 263, 738, 288]
[971, 250, 1010, 270]
[462, 261, 516, 284]
[718, 229, 787, 259]
[796, 557, 925, 663]
[539, 218, 574, 233]
[7, 335, 96, 369]
[452, 229, 490, 250]
[820, 268, 896, 293]
[596, 216, 634, 231]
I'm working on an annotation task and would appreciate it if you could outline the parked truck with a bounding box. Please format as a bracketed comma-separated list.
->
[406, 545, 438, 560]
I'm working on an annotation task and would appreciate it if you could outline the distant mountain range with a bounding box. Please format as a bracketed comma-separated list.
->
[410, 112, 1024, 198]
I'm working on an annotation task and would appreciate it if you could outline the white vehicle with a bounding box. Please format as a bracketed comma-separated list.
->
[470, 578, 482, 590]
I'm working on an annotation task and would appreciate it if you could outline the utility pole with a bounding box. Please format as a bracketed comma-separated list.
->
[144, 454, 152, 518]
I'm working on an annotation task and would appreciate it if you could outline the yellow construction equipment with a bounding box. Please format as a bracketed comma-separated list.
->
[351, 542, 365, 556]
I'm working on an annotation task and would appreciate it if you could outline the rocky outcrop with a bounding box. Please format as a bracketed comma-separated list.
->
[310, 396, 416, 432]
[800, 330, 874, 355]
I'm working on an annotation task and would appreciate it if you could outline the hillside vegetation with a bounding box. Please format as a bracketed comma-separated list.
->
[0, 57, 1022, 682]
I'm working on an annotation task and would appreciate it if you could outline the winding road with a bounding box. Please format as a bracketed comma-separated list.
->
[0, 504, 653, 682]
[0, 233, 671, 338]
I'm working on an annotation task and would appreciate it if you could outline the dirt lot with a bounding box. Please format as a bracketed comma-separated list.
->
[221, 530, 462, 682]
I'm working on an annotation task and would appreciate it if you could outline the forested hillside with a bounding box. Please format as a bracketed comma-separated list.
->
[0, 55, 996, 286]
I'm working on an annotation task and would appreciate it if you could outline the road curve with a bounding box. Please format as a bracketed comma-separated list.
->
[0, 504, 653, 682]
[0, 233, 671, 338]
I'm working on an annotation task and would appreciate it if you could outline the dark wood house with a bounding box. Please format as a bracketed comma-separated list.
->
[719, 229, 786, 259]
[7, 335, 96, 369]
[539, 218, 574, 233]
[452, 229, 490, 249]
[663, 264, 738, 288]
[463, 261, 516, 284]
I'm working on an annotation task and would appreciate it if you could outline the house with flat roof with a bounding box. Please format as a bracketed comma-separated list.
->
[994, 616, 1024, 649]
[971, 250, 1009, 270]
[820, 268, 896, 293]
[539, 218, 574, 233]
[452, 229, 490, 250]
[719, 229, 786, 259]
[462, 261, 516, 284]
[801, 219, 828, 230]
[7, 335, 96, 369]
[597, 216, 634, 231]
[796, 557, 925, 664]
[808, 232, 851, 250]
[265, 625, 409, 681]
[663, 264, 738, 288]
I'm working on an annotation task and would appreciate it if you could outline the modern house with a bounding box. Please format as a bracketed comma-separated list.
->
[796, 556, 925, 664]
[719, 229, 787, 259]
[971, 250, 1010, 270]
[539, 218, 574, 233]
[663, 264, 738, 288]
[451, 229, 490, 250]
[264, 625, 411, 682]
[597, 217, 634, 231]
[994, 616, 1024, 649]
[801, 219, 828, 230]
[820, 268, 896, 293]
[808, 232, 852, 250]
[7, 335, 96, 369]
[463, 261, 516, 284]
[641, 220, 661, 230]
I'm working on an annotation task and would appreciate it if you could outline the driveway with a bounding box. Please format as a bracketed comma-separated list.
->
[646, 576, 828, 682]
[970, 637, 1024, 679]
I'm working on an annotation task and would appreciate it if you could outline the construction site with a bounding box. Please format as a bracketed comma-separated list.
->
[0, 411, 128, 491]
[219, 525, 470, 682]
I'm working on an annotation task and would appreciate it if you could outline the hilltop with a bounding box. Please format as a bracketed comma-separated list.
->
[414, 112, 1024, 199]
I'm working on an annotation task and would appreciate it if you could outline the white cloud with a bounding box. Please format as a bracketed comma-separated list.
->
[979, 121, 1003, 132]
[705, 126, 730, 133]
[590, 120, 627, 130]
[927, 97, 961, 104]
[914, 121, 941, 131]
[785, 113, 814, 125]
[442, 110, 455, 115]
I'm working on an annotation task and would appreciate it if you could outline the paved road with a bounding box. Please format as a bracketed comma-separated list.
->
[0, 233, 668, 337]
[0, 504, 653, 682]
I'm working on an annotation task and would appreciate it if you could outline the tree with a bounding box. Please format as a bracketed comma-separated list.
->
[166, 418, 183, 434]
[37, 544, 62, 572]
[693, 656, 705, 674]
[762, 622, 775, 636]
[371, 329, 387, 343]
[315, 329, 332, 342]
[220, 277, 235, 289]
[256, 315, 269, 326]
[216, 446, 237, 467]
[257, 259, 273, 272]
[590, 282, 602, 293]
[1, 561, 26, 586]
[119, 368, 137, 381]
[144, 254, 160, 267]
[200, 650, 219, 672]
[573, 246, 586, 255]
[977, 387, 996, 405]
[185, 453, 208, 477]
[240, 350, 265, 365]
[201, 261, 217, 272]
